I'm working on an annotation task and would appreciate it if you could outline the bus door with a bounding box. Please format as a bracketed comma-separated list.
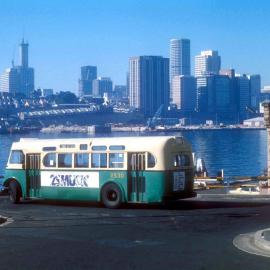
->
[26, 154, 41, 197]
[128, 153, 146, 202]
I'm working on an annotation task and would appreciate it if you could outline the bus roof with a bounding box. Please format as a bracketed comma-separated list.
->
[11, 136, 191, 153]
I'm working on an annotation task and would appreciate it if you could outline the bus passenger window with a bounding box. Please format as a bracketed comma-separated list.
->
[9, 150, 24, 164]
[43, 153, 56, 167]
[58, 153, 72, 168]
[80, 144, 88, 150]
[92, 146, 107, 151]
[147, 153, 156, 168]
[91, 153, 107, 168]
[109, 153, 124, 168]
[74, 153, 89, 168]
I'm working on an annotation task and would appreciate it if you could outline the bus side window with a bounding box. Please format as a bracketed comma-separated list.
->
[58, 153, 72, 168]
[43, 153, 56, 167]
[9, 150, 24, 164]
[109, 153, 124, 168]
[74, 153, 89, 168]
[147, 152, 156, 168]
[91, 153, 107, 168]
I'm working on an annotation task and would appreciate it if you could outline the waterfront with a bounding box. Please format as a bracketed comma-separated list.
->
[0, 129, 267, 177]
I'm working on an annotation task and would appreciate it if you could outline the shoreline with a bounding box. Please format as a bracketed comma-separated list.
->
[40, 124, 266, 133]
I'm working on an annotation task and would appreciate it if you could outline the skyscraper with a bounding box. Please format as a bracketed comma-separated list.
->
[0, 68, 19, 93]
[196, 76, 215, 113]
[20, 39, 29, 67]
[236, 74, 251, 118]
[171, 75, 196, 111]
[247, 74, 261, 110]
[78, 66, 97, 96]
[195, 50, 221, 77]
[0, 39, 34, 97]
[129, 56, 169, 117]
[169, 39, 191, 82]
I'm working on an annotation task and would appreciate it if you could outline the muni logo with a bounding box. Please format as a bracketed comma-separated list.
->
[50, 174, 89, 187]
[41, 171, 100, 188]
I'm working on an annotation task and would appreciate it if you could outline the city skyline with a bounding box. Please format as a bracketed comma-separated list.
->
[0, 0, 269, 92]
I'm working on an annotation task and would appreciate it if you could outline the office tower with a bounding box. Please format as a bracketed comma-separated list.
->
[214, 75, 232, 114]
[196, 76, 214, 112]
[129, 56, 169, 117]
[92, 77, 113, 98]
[171, 75, 196, 111]
[113, 85, 127, 100]
[78, 66, 97, 96]
[20, 39, 28, 67]
[247, 74, 261, 110]
[236, 74, 250, 118]
[219, 68, 235, 78]
[126, 72, 130, 99]
[170, 39, 190, 82]
[196, 74, 234, 115]
[195, 50, 221, 77]
[0, 68, 19, 93]
[0, 40, 34, 97]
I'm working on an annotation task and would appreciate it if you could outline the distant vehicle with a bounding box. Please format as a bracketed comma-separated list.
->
[229, 185, 260, 195]
[3, 136, 195, 208]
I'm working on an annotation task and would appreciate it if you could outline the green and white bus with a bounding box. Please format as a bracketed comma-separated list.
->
[3, 136, 195, 208]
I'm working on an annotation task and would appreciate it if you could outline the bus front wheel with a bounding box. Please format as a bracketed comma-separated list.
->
[9, 181, 21, 204]
[101, 183, 122, 209]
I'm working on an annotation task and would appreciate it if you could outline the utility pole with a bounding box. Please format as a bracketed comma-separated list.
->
[263, 101, 270, 186]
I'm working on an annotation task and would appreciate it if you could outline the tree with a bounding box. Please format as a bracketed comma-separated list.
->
[54, 91, 78, 104]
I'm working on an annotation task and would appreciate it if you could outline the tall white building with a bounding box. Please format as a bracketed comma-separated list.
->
[169, 39, 190, 82]
[195, 50, 221, 77]
[171, 75, 196, 111]
[0, 39, 34, 97]
[0, 68, 19, 93]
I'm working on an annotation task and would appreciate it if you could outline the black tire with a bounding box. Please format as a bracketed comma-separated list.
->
[101, 183, 122, 209]
[9, 181, 21, 204]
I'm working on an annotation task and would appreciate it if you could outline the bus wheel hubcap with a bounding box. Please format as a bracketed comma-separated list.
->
[108, 191, 117, 201]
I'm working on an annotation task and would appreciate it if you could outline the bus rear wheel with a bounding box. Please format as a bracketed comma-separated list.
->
[9, 181, 21, 204]
[101, 183, 122, 209]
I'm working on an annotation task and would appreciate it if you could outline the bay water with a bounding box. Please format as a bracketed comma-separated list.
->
[0, 129, 267, 177]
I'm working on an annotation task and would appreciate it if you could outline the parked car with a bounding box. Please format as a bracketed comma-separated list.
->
[229, 185, 260, 195]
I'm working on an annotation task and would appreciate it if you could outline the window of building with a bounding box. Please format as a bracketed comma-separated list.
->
[109, 153, 124, 168]
[74, 153, 89, 168]
[58, 153, 72, 168]
[91, 153, 107, 168]
[9, 150, 24, 164]
[43, 153, 56, 167]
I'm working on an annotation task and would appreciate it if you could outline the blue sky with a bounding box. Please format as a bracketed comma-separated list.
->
[0, 0, 269, 93]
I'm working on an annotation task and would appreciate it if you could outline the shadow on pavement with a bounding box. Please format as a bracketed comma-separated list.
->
[9, 196, 269, 211]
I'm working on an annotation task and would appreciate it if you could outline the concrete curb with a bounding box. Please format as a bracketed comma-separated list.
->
[233, 228, 270, 257]
[254, 229, 270, 251]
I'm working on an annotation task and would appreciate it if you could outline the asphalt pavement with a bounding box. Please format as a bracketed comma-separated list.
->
[0, 193, 270, 270]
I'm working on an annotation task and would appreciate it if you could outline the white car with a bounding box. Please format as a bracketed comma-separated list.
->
[229, 185, 260, 195]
